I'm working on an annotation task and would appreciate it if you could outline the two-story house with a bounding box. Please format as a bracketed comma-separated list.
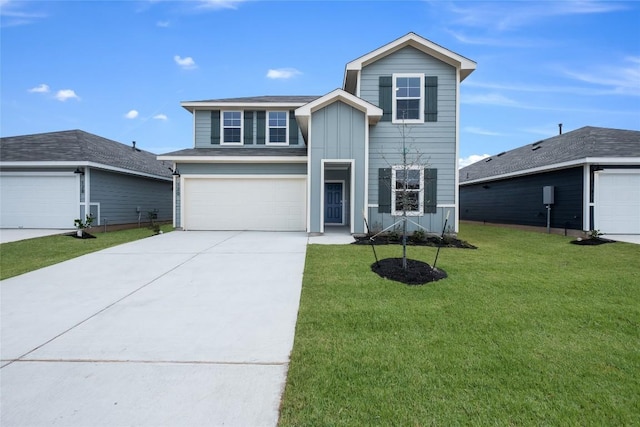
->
[159, 33, 476, 235]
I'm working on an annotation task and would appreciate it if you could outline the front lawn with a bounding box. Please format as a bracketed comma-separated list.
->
[279, 224, 640, 425]
[0, 225, 173, 280]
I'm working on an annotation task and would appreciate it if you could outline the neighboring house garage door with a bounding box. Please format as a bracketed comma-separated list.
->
[0, 173, 78, 229]
[183, 176, 306, 231]
[595, 169, 640, 234]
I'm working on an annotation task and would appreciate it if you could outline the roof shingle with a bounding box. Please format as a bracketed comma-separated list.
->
[0, 130, 172, 178]
[460, 126, 640, 183]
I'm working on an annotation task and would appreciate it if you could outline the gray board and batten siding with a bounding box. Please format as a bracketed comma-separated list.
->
[309, 101, 367, 233]
[86, 169, 173, 225]
[360, 45, 458, 234]
[460, 167, 584, 230]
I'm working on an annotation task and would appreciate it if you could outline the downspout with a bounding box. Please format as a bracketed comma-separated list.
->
[454, 68, 461, 233]
[85, 167, 91, 222]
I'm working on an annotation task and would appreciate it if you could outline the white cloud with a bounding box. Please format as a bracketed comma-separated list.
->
[28, 83, 50, 93]
[266, 68, 302, 79]
[156, 20, 170, 27]
[560, 56, 640, 96]
[153, 114, 168, 121]
[448, 1, 627, 32]
[0, 0, 47, 27]
[196, 0, 245, 10]
[55, 89, 79, 101]
[462, 92, 518, 106]
[464, 126, 504, 136]
[174, 55, 197, 70]
[125, 110, 139, 119]
[459, 154, 491, 169]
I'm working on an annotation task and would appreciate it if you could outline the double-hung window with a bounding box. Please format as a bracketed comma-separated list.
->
[222, 111, 243, 145]
[267, 111, 288, 145]
[392, 73, 424, 124]
[392, 165, 424, 215]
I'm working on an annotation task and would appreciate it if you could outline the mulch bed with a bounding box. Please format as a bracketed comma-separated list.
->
[371, 258, 447, 285]
[67, 232, 96, 239]
[354, 234, 477, 249]
[570, 237, 615, 246]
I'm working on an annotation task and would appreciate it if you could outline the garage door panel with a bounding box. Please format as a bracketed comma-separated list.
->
[1, 175, 78, 229]
[183, 177, 306, 231]
[595, 171, 640, 234]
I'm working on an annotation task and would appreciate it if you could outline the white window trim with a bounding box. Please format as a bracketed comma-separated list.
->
[392, 73, 424, 124]
[391, 165, 424, 216]
[266, 110, 289, 146]
[221, 110, 244, 145]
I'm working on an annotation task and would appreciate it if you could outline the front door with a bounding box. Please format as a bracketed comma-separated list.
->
[325, 182, 343, 224]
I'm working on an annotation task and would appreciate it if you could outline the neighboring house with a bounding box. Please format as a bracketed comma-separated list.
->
[0, 130, 173, 229]
[159, 33, 476, 234]
[459, 126, 640, 235]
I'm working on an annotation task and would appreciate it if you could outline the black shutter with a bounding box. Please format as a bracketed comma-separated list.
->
[256, 111, 266, 144]
[211, 110, 220, 145]
[289, 110, 299, 145]
[424, 168, 437, 213]
[378, 168, 391, 213]
[425, 76, 438, 122]
[244, 111, 254, 145]
[379, 76, 392, 122]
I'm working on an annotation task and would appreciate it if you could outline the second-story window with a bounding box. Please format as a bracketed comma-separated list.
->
[222, 111, 243, 145]
[392, 73, 424, 124]
[267, 111, 288, 145]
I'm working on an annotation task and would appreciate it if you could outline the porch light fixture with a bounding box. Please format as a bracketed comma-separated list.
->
[168, 166, 180, 177]
[74, 167, 84, 175]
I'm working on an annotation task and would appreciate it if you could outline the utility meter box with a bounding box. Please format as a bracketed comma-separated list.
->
[543, 186, 555, 205]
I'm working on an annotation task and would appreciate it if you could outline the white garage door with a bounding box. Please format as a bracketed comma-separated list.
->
[183, 176, 306, 231]
[595, 170, 640, 234]
[0, 173, 78, 229]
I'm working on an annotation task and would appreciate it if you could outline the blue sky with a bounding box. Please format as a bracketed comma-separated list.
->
[1, 0, 639, 167]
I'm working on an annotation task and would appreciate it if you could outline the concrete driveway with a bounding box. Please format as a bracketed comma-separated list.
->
[1, 231, 308, 427]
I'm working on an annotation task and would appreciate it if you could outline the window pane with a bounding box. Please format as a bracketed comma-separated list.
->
[269, 128, 286, 143]
[223, 112, 241, 126]
[269, 111, 286, 126]
[396, 191, 419, 212]
[224, 128, 241, 143]
[396, 99, 420, 120]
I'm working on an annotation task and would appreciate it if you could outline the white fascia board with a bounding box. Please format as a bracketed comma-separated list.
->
[0, 161, 172, 181]
[295, 89, 383, 122]
[156, 156, 308, 164]
[345, 32, 476, 82]
[459, 157, 640, 186]
[181, 101, 309, 112]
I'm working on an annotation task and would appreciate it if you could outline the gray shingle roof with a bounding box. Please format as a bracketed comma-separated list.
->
[182, 95, 321, 104]
[160, 147, 307, 157]
[0, 130, 172, 179]
[460, 126, 640, 183]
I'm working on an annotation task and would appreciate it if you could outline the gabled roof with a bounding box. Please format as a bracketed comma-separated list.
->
[0, 130, 172, 179]
[459, 126, 640, 184]
[344, 32, 477, 93]
[181, 95, 320, 112]
[295, 89, 383, 142]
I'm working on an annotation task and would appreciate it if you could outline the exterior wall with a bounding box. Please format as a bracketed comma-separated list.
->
[459, 167, 584, 230]
[309, 101, 367, 233]
[361, 46, 458, 234]
[193, 110, 304, 148]
[89, 169, 173, 226]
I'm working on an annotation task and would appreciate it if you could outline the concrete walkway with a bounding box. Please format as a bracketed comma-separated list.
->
[0, 228, 74, 244]
[1, 231, 308, 427]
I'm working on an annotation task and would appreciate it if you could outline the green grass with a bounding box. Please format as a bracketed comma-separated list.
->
[0, 225, 173, 280]
[279, 224, 640, 426]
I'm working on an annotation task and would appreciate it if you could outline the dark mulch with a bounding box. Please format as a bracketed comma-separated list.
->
[67, 232, 96, 239]
[570, 237, 615, 246]
[372, 258, 447, 285]
[355, 234, 477, 249]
